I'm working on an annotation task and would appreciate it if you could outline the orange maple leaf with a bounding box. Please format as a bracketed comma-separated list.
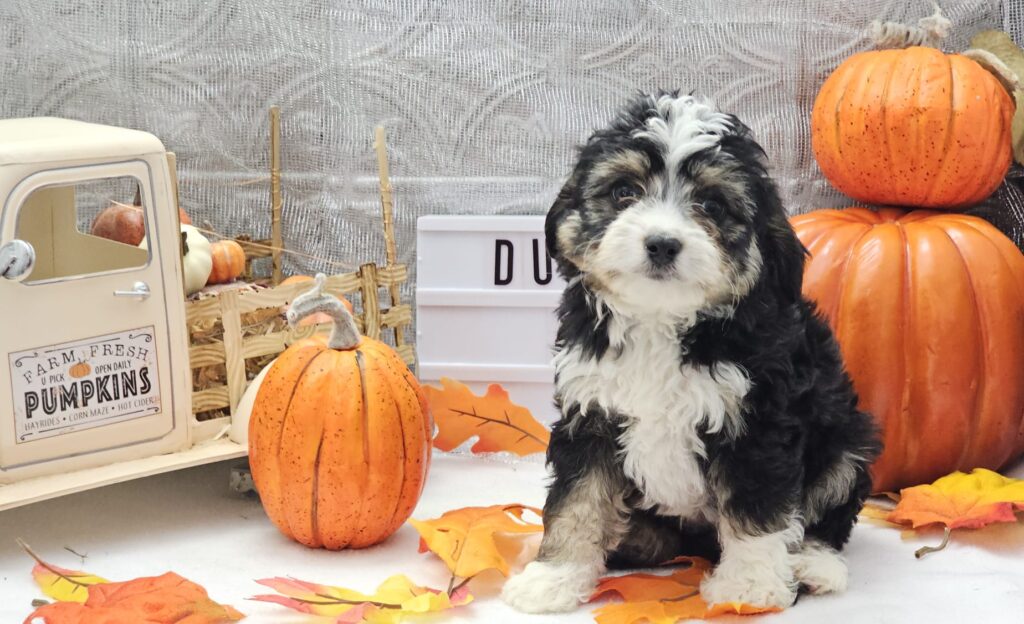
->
[590, 557, 781, 623]
[408, 504, 544, 580]
[24, 572, 244, 624]
[886, 468, 1024, 557]
[425, 378, 550, 456]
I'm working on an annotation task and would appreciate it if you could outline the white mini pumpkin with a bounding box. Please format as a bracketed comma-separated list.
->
[140, 224, 212, 295]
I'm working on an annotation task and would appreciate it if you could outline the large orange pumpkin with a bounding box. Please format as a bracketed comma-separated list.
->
[793, 207, 1024, 491]
[811, 46, 1013, 210]
[249, 274, 431, 549]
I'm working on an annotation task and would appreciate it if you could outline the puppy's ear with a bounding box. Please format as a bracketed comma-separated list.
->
[545, 171, 581, 260]
[756, 182, 807, 304]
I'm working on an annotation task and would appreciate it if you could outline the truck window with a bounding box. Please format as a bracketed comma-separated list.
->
[16, 176, 151, 283]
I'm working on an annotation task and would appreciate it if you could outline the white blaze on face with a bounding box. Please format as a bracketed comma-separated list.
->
[633, 95, 733, 177]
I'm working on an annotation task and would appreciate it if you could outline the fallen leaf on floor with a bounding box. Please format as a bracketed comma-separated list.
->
[409, 503, 543, 580]
[251, 573, 472, 623]
[886, 468, 1024, 557]
[425, 378, 549, 456]
[589, 557, 781, 623]
[24, 572, 244, 624]
[858, 500, 900, 526]
[26, 553, 108, 603]
[20, 541, 243, 624]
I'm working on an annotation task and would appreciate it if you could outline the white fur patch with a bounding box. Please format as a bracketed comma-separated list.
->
[634, 95, 732, 174]
[501, 560, 599, 613]
[793, 540, 848, 595]
[701, 520, 801, 609]
[554, 314, 750, 519]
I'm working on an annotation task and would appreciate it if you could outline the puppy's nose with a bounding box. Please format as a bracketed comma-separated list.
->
[644, 235, 682, 267]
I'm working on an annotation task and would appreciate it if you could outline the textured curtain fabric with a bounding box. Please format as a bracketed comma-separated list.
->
[0, 0, 1017, 335]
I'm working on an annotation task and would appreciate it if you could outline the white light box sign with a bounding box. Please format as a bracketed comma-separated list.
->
[416, 216, 564, 425]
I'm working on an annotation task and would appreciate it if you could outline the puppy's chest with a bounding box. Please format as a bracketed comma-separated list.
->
[556, 322, 750, 517]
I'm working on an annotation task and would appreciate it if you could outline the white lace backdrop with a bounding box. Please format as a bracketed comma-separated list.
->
[0, 0, 1018, 346]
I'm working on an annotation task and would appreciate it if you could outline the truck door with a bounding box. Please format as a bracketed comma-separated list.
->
[0, 159, 186, 478]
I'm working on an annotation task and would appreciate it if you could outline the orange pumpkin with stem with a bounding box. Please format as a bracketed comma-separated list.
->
[811, 46, 1013, 209]
[248, 274, 431, 549]
[792, 208, 1024, 491]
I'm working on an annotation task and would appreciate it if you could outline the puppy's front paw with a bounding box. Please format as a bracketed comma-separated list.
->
[700, 561, 797, 610]
[501, 560, 598, 614]
[794, 544, 848, 595]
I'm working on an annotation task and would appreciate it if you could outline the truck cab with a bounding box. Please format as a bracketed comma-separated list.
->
[0, 118, 212, 507]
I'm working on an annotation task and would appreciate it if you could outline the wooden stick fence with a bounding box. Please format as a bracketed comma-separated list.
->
[183, 109, 414, 420]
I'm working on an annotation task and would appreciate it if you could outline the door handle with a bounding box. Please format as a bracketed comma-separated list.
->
[113, 281, 151, 300]
[0, 239, 35, 281]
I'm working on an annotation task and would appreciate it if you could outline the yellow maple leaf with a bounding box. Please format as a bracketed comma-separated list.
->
[251, 573, 472, 623]
[408, 503, 543, 579]
[590, 557, 781, 623]
[886, 468, 1024, 557]
[425, 378, 550, 456]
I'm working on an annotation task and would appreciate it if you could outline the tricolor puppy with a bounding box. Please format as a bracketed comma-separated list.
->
[501, 92, 882, 613]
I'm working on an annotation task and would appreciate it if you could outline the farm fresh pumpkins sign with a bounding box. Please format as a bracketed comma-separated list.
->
[416, 216, 564, 425]
[9, 327, 161, 443]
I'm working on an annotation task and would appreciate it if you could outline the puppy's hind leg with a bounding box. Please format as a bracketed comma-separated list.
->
[502, 417, 628, 613]
[607, 509, 721, 569]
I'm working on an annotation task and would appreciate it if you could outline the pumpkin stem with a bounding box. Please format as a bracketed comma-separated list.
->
[870, 3, 950, 50]
[286, 273, 361, 350]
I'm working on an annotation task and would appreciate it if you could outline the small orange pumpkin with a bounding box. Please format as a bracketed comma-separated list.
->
[811, 46, 1013, 209]
[792, 207, 1024, 491]
[206, 240, 246, 285]
[249, 274, 431, 549]
[68, 360, 91, 379]
[280, 275, 354, 325]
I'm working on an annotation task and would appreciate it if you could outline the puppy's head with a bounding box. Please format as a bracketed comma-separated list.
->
[547, 91, 805, 319]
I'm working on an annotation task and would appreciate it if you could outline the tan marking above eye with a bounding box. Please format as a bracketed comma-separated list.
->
[590, 150, 651, 183]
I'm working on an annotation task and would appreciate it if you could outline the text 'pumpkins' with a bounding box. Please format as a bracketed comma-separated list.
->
[793, 208, 1024, 492]
[811, 46, 1013, 209]
[248, 274, 432, 549]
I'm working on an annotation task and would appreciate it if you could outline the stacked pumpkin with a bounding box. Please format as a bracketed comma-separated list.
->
[796, 24, 1024, 491]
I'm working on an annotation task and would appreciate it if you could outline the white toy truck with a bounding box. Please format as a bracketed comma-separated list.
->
[0, 118, 247, 510]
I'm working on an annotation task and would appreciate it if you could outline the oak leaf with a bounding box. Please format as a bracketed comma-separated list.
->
[25, 572, 244, 624]
[886, 468, 1024, 557]
[251, 573, 472, 623]
[425, 378, 549, 456]
[590, 557, 781, 623]
[408, 504, 543, 579]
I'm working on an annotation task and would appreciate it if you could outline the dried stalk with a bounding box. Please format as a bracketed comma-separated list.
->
[374, 125, 405, 346]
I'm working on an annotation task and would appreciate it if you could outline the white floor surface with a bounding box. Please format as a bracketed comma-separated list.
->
[2, 453, 1023, 623]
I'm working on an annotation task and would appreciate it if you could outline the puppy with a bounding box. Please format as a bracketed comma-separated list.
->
[501, 92, 882, 614]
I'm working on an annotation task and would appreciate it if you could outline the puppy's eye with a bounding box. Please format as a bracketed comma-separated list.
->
[611, 183, 642, 205]
[701, 200, 725, 216]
